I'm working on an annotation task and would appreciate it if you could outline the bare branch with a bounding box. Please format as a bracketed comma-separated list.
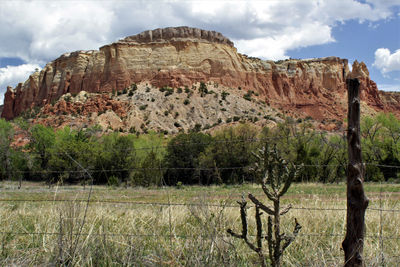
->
[267, 216, 276, 267]
[261, 179, 277, 201]
[255, 205, 263, 249]
[279, 204, 292, 216]
[281, 218, 302, 253]
[248, 194, 274, 215]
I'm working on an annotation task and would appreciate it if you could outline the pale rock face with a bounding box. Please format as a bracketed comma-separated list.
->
[0, 26, 392, 121]
[96, 110, 123, 131]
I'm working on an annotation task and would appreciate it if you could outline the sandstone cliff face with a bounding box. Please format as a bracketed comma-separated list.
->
[0, 26, 388, 121]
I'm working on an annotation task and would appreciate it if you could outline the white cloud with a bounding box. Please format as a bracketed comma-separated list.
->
[0, 1, 114, 63]
[373, 48, 400, 73]
[235, 22, 334, 60]
[378, 83, 400, 92]
[0, 64, 41, 105]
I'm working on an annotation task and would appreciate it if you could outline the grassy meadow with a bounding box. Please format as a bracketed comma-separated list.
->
[0, 182, 399, 266]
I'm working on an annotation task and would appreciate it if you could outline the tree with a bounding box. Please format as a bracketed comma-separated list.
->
[48, 127, 95, 184]
[198, 123, 258, 184]
[376, 113, 400, 181]
[29, 124, 55, 182]
[93, 133, 136, 185]
[131, 150, 163, 186]
[361, 115, 385, 181]
[0, 119, 14, 180]
[163, 132, 212, 185]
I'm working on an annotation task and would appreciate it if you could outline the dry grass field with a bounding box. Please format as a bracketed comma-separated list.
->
[0, 182, 399, 266]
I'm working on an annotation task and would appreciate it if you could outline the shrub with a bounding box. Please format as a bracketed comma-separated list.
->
[203, 124, 211, 130]
[199, 82, 208, 97]
[176, 181, 183, 189]
[139, 104, 148, 110]
[107, 176, 120, 187]
[174, 122, 181, 128]
[164, 87, 174, 96]
[191, 124, 202, 132]
[184, 99, 190, 105]
[221, 91, 230, 100]
[243, 91, 253, 101]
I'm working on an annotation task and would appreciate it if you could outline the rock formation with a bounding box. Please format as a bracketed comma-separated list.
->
[1, 26, 397, 121]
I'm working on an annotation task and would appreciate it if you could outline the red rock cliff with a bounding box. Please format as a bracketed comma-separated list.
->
[0, 26, 389, 121]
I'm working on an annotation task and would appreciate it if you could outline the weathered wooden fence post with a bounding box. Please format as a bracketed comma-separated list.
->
[342, 78, 369, 267]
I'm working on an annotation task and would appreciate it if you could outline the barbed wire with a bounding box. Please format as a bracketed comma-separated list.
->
[8, 161, 400, 174]
[10, 165, 339, 174]
[0, 231, 398, 240]
[0, 198, 398, 213]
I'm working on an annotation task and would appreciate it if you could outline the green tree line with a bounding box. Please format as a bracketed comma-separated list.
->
[1, 113, 400, 186]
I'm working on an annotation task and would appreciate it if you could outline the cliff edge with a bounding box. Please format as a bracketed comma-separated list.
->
[1, 26, 395, 121]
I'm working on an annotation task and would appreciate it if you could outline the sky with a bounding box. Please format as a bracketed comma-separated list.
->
[0, 0, 399, 105]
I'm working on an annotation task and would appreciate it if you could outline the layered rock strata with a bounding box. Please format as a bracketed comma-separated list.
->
[1, 26, 395, 121]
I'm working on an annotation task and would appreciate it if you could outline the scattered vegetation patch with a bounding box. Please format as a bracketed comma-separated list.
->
[199, 82, 208, 97]
[243, 90, 254, 101]
[221, 91, 230, 101]
[131, 83, 138, 91]
[139, 104, 148, 110]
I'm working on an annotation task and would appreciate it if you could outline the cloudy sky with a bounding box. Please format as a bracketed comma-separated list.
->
[0, 0, 399, 105]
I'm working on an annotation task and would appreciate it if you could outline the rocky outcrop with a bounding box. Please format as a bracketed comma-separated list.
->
[379, 91, 400, 114]
[0, 26, 391, 121]
[2, 86, 15, 120]
[120, 26, 234, 47]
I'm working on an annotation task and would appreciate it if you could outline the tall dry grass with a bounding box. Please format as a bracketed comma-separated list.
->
[0, 182, 399, 266]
